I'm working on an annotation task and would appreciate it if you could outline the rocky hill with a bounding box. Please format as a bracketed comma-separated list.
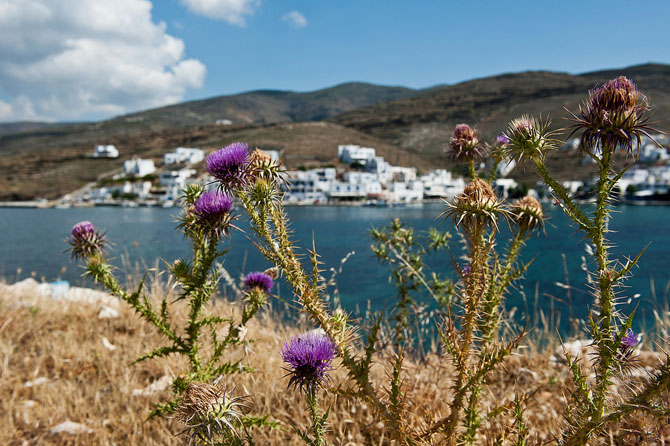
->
[330, 64, 670, 165]
[2, 63, 669, 200]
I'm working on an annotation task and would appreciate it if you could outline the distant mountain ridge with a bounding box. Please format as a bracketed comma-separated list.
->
[2, 63, 670, 201]
[330, 63, 670, 164]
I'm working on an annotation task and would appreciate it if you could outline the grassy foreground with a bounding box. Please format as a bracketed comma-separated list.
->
[1, 277, 668, 445]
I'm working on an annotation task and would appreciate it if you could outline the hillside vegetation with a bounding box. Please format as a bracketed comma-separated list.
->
[2, 64, 670, 200]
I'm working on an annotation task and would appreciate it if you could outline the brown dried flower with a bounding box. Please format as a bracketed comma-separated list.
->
[511, 195, 544, 232]
[441, 178, 505, 230]
[176, 382, 247, 445]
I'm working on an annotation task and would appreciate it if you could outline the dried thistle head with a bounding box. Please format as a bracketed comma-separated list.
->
[441, 178, 505, 230]
[570, 76, 656, 156]
[68, 221, 106, 260]
[449, 123, 485, 161]
[176, 382, 247, 445]
[503, 115, 557, 161]
[511, 195, 544, 232]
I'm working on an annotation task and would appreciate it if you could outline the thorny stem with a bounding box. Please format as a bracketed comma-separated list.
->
[444, 221, 487, 439]
[591, 143, 615, 420]
[468, 159, 477, 180]
[241, 192, 416, 445]
[307, 388, 325, 446]
[534, 160, 591, 232]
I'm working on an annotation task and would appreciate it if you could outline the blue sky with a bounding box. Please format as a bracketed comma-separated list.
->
[0, 0, 668, 122]
[154, 0, 670, 97]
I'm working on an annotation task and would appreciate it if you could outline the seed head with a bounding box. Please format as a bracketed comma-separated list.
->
[503, 115, 557, 161]
[176, 382, 247, 445]
[244, 271, 273, 294]
[69, 221, 105, 259]
[570, 76, 656, 156]
[206, 142, 251, 191]
[511, 195, 544, 232]
[281, 332, 337, 393]
[441, 178, 505, 230]
[449, 124, 484, 161]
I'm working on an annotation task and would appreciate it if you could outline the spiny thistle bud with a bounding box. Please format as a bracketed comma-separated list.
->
[503, 115, 556, 161]
[244, 271, 273, 294]
[618, 328, 641, 353]
[248, 177, 278, 205]
[570, 76, 655, 156]
[68, 221, 105, 259]
[511, 195, 544, 232]
[248, 148, 273, 169]
[441, 178, 505, 230]
[206, 142, 251, 191]
[194, 190, 233, 235]
[449, 123, 484, 161]
[281, 332, 337, 393]
[496, 134, 510, 147]
[176, 382, 247, 444]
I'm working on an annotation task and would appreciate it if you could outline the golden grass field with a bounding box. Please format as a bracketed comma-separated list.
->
[2, 277, 669, 445]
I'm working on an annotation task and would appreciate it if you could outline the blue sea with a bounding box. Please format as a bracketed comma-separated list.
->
[2, 203, 669, 332]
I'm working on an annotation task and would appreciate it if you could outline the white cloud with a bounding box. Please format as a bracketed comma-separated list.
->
[179, 0, 260, 25]
[281, 10, 307, 29]
[0, 0, 206, 122]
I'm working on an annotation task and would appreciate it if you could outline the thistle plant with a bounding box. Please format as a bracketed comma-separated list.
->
[449, 123, 485, 179]
[68, 184, 273, 420]
[502, 76, 670, 445]
[176, 381, 251, 446]
[281, 332, 337, 446]
[370, 218, 452, 347]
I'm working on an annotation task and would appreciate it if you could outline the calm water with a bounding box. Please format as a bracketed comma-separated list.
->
[2, 203, 669, 331]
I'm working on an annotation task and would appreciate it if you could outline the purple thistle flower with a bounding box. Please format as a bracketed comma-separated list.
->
[71, 221, 95, 240]
[620, 328, 640, 350]
[244, 271, 273, 294]
[281, 332, 337, 393]
[449, 124, 484, 161]
[496, 134, 510, 146]
[206, 143, 250, 190]
[69, 221, 105, 259]
[195, 191, 233, 222]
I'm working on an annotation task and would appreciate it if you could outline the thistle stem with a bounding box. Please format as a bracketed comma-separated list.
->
[468, 160, 477, 180]
[307, 388, 325, 446]
[592, 144, 615, 420]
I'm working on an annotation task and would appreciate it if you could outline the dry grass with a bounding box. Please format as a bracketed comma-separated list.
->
[1, 278, 669, 445]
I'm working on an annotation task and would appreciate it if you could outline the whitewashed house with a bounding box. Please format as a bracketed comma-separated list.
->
[366, 156, 392, 184]
[124, 158, 156, 177]
[164, 148, 205, 165]
[388, 181, 423, 202]
[93, 144, 119, 158]
[493, 178, 518, 198]
[391, 166, 417, 183]
[281, 169, 334, 203]
[160, 169, 196, 188]
[337, 144, 376, 166]
[420, 170, 465, 198]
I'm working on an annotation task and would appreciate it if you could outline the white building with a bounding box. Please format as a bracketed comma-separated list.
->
[89, 181, 151, 202]
[638, 143, 669, 163]
[388, 180, 423, 202]
[159, 169, 196, 188]
[93, 144, 119, 158]
[124, 158, 156, 177]
[216, 119, 233, 126]
[281, 169, 334, 203]
[365, 156, 393, 184]
[493, 178, 518, 198]
[391, 166, 417, 183]
[496, 158, 516, 178]
[419, 170, 465, 198]
[164, 147, 204, 165]
[337, 144, 376, 166]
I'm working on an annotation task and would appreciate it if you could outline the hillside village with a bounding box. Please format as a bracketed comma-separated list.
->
[50, 130, 670, 208]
